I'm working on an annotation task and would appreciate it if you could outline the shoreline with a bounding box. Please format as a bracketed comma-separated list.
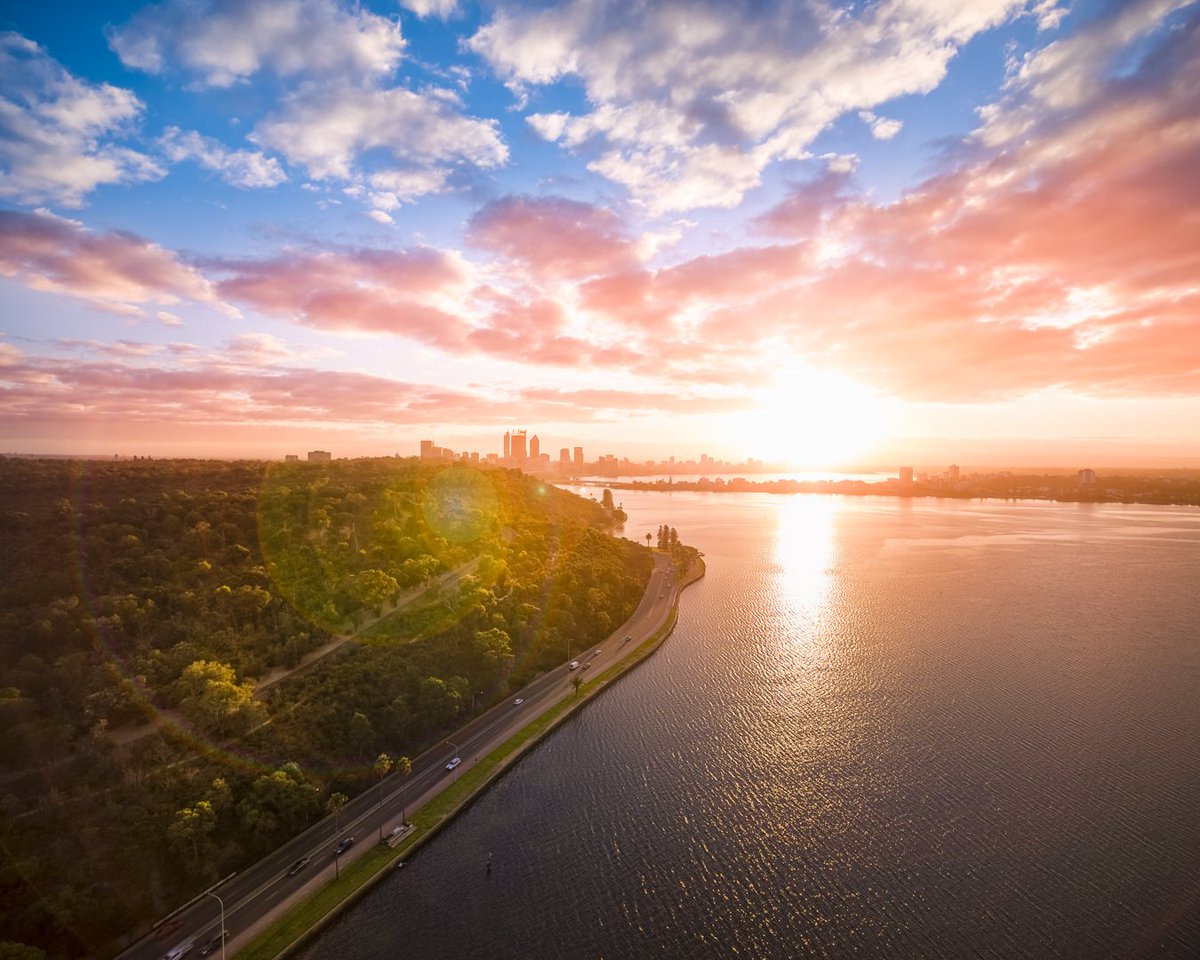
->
[238, 554, 706, 960]
[577, 478, 1200, 509]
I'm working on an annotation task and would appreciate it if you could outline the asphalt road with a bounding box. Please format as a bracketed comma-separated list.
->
[125, 552, 678, 960]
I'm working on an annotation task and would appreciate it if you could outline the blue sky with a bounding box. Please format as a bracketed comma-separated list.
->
[1, 0, 1198, 465]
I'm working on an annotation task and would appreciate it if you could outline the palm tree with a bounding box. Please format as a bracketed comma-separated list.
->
[571, 676, 583, 697]
[645, 532, 652, 549]
[373, 753, 392, 841]
[397, 756, 413, 825]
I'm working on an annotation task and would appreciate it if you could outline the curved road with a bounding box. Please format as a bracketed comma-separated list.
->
[124, 552, 680, 960]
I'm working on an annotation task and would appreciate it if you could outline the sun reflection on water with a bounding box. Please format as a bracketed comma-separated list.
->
[774, 495, 838, 641]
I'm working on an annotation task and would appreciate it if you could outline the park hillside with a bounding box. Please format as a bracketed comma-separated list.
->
[0, 457, 675, 960]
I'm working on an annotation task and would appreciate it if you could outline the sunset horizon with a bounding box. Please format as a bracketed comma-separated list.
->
[3, 0, 1198, 467]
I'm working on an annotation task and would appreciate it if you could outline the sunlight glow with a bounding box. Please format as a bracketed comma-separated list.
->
[738, 367, 896, 467]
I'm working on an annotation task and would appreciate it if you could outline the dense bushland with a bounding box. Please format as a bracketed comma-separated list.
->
[0, 457, 650, 959]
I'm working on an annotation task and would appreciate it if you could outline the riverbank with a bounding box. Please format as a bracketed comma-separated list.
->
[237, 554, 705, 960]
[584, 473, 1200, 508]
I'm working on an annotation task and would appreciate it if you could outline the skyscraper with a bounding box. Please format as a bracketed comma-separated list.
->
[503, 431, 511, 459]
[530, 434, 540, 459]
[560, 448, 570, 463]
[573, 446, 584, 468]
[511, 429, 527, 462]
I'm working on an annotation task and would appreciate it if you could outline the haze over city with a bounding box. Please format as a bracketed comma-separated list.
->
[1, 0, 1198, 466]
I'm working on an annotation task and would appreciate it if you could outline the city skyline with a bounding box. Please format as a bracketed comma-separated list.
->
[1, 1, 1199, 466]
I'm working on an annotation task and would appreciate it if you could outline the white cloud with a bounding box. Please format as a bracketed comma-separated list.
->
[1030, 0, 1071, 31]
[400, 0, 461, 19]
[251, 82, 507, 185]
[859, 111, 904, 140]
[156, 310, 184, 326]
[367, 209, 395, 225]
[976, 0, 1193, 148]
[472, 0, 1030, 213]
[0, 32, 164, 206]
[107, 0, 405, 88]
[160, 127, 287, 188]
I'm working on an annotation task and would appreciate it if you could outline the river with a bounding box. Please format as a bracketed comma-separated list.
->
[300, 492, 1200, 959]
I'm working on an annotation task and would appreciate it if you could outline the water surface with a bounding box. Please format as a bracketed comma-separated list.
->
[302, 494, 1200, 959]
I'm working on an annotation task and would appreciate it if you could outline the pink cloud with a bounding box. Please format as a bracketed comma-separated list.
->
[0, 208, 226, 315]
[467, 195, 637, 279]
[573, 5, 1200, 401]
[216, 246, 470, 347]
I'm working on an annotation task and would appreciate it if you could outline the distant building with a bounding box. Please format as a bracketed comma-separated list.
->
[529, 434, 540, 459]
[307, 450, 331, 462]
[503, 431, 511, 459]
[948, 464, 961, 481]
[1078, 468, 1097, 486]
[284, 454, 299, 462]
[560, 447, 570, 463]
[899, 466, 914, 485]
[511, 429, 527, 462]
[573, 446, 584, 468]
[420, 439, 434, 459]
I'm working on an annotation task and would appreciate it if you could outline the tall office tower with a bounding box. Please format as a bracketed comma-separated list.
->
[573, 446, 584, 468]
[503, 431, 511, 459]
[560, 448, 570, 463]
[948, 463, 961, 481]
[420, 439, 433, 459]
[530, 434, 540, 459]
[512, 429, 527, 461]
[899, 466, 914, 485]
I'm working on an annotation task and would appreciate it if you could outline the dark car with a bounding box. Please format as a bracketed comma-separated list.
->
[197, 931, 228, 957]
[334, 837, 355, 856]
[286, 856, 310, 876]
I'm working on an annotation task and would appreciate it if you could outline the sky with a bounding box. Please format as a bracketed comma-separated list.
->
[0, 0, 1198, 468]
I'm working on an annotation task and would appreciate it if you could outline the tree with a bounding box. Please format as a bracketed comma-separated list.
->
[238, 762, 321, 845]
[167, 800, 216, 869]
[349, 710, 375, 758]
[352, 569, 399, 613]
[417, 676, 459, 727]
[177, 660, 262, 737]
[570, 676, 583, 696]
[645, 532, 652, 548]
[467, 627, 513, 688]
[396, 755, 413, 824]
[373, 753, 392, 841]
[601, 488, 615, 511]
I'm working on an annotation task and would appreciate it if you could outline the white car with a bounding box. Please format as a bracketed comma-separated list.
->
[513, 697, 524, 706]
[161, 940, 195, 960]
[569, 660, 580, 670]
[446, 756, 461, 770]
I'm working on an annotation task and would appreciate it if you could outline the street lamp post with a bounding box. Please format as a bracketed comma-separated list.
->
[205, 890, 226, 960]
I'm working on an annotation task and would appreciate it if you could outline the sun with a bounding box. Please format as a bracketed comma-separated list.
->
[736, 367, 896, 468]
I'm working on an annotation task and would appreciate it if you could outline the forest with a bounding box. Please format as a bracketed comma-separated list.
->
[0, 456, 651, 959]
